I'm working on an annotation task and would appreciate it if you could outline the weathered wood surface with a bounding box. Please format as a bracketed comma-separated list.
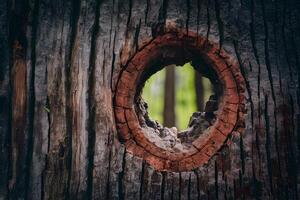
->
[0, 0, 300, 199]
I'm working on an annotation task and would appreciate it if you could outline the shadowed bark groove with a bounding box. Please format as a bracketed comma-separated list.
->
[25, 0, 39, 198]
[0, 0, 10, 199]
[86, 0, 102, 198]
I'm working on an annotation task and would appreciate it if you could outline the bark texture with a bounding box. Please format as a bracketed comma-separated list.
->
[0, 0, 300, 199]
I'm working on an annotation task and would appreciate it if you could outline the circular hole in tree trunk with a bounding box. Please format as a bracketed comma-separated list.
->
[137, 62, 221, 151]
[114, 29, 246, 171]
[141, 63, 215, 131]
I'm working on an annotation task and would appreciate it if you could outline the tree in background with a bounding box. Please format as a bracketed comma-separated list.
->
[163, 65, 176, 128]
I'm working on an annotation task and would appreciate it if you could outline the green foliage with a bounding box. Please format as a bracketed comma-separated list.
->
[142, 63, 213, 130]
[175, 63, 197, 130]
[142, 68, 165, 124]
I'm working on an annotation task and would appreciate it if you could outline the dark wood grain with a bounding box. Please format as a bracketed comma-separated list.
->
[0, 0, 299, 199]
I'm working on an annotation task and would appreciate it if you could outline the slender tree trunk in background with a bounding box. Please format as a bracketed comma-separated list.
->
[163, 65, 176, 128]
[195, 72, 204, 111]
[0, 0, 300, 199]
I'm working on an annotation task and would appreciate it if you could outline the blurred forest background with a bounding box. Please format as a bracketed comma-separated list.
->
[142, 63, 213, 130]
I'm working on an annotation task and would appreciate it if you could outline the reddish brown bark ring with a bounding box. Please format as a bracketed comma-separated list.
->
[114, 29, 245, 172]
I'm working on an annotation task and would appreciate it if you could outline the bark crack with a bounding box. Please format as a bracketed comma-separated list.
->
[87, 0, 101, 198]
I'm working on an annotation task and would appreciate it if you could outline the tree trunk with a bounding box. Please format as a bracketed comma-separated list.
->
[163, 65, 176, 128]
[0, 0, 300, 199]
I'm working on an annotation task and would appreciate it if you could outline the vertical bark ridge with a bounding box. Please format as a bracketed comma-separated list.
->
[186, 0, 191, 34]
[108, 0, 115, 49]
[194, 171, 200, 200]
[65, 0, 81, 199]
[214, 0, 223, 50]
[261, 0, 276, 103]
[263, 94, 274, 195]
[28, 0, 55, 197]
[37, 0, 74, 199]
[92, 1, 125, 198]
[233, 40, 254, 127]
[144, 0, 150, 24]
[67, 0, 100, 197]
[179, 172, 190, 200]
[196, 0, 202, 37]
[150, 170, 163, 199]
[250, 0, 262, 80]
[250, 0, 264, 180]
[8, 0, 30, 198]
[205, 0, 211, 40]
[271, 0, 284, 187]
[188, 172, 198, 200]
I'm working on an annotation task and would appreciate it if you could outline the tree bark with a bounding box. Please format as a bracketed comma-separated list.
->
[0, 0, 300, 199]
